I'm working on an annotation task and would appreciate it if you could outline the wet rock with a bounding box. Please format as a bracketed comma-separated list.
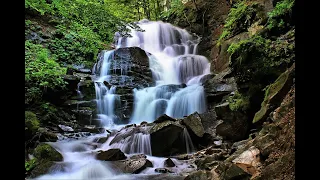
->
[58, 124, 74, 132]
[112, 157, 153, 174]
[154, 114, 176, 123]
[164, 158, 175, 167]
[155, 168, 174, 173]
[81, 125, 105, 134]
[29, 160, 55, 178]
[96, 136, 109, 144]
[182, 112, 205, 137]
[96, 148, 126, 161]
[150, 121, 184, 156]
[140, 121, 148, 126]
[33, 143, 63, 162]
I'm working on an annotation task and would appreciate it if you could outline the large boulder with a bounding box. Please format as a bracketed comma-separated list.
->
[150, 121, 185, 156]
[111, 156, 153, 174]
[96, 148, 126, 161]
[253, 63, 295, 123]
[215, 102, 248, 141]
[33, 143, 63, 161]
[182, 112, 205, 137]
[154, 114, 176, 123]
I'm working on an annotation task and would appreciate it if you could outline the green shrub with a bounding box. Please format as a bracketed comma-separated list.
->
[267, 0, 294, 31]
[25, 41, 67, 104]
[218, 1, 263, 45]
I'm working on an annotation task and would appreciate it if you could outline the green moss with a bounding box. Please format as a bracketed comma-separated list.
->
[25, 111, 40, 132]
[217, 1, 263, 45]
[227, 91, 250, 111]
[253, 69, 290, 123]
[267, 0, 294, 31]
[25, 158, 37, 172]
[34, 143, 63, 161]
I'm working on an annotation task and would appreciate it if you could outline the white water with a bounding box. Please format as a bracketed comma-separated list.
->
[118, 20, 210, 124]
[31, 20, 208, 180]
[182, 128, 195, 154]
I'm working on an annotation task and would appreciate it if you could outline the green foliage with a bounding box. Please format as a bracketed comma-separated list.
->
[25, 0, 52, 15]
[267, 0, 294, 31]
[25, 111, 40, 132]
[218, 1, 262, 45]
[160, 0, 185, 21]
[25, 158, 37, 172]
[227, 91, 250, 111]
[25, 40, 67, 104]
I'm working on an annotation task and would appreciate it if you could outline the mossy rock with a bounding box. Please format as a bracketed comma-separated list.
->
[34, 143, 63, 161]
[253, 63, 295, 123]
[25, 111, 40, 133]
[29, 160, 55, 178]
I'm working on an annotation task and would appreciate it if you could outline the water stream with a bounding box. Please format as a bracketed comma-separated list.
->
[33, 20, 210, 180]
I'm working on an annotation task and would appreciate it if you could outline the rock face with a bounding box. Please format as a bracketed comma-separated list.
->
[182, 112, 205, 137]
[93, 47, 153, 123]
[253, 63, 295, 123]
[96, 148, 127, 161]
[150, 121, 185, 156]
[215, 102, 248, 141]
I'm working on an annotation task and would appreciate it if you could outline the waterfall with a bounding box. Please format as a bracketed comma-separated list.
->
[182, 128, 195, 154]
[117, 20, 210, 124]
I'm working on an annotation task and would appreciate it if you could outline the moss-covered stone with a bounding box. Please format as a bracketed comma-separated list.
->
[253, 63, 295, 123]
[25, 111, 40, 133]
[34, 143, 63, 161]
[29, 160, 55, 178]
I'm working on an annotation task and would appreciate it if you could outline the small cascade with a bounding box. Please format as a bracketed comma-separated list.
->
[102, 126, 152, 155]
[182, 128, 195, 154]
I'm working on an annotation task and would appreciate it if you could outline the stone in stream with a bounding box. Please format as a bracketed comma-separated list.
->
[96, 148, 127, 161]
[111, 156, 153, 174]
[164, 158, 175, 167]
[155, 168, 174, 173]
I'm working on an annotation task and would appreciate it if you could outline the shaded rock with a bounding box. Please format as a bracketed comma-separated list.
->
[253, 63, 295, 123]
[112, 157, 153, 174]
[182, 112, 205, 137]
[184, 170, 212, 180]
[150, 121, 184, 156]
[223, 163, 251, 180]
[164, 158, 175, 167]
[33, 143, 63, 161]
[140, 121, 148, 126]
[215, 102, 248, 141]
[154, 114, 176, 123]
[96, 149, 126, 161]
[155, 168, 173, 173]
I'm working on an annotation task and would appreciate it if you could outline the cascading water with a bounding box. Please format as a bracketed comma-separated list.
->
[32, 20, 209, 180]
[117, 20, 210, 124]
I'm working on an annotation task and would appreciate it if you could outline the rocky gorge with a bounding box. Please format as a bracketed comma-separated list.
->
[25, 0, 295, 179]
